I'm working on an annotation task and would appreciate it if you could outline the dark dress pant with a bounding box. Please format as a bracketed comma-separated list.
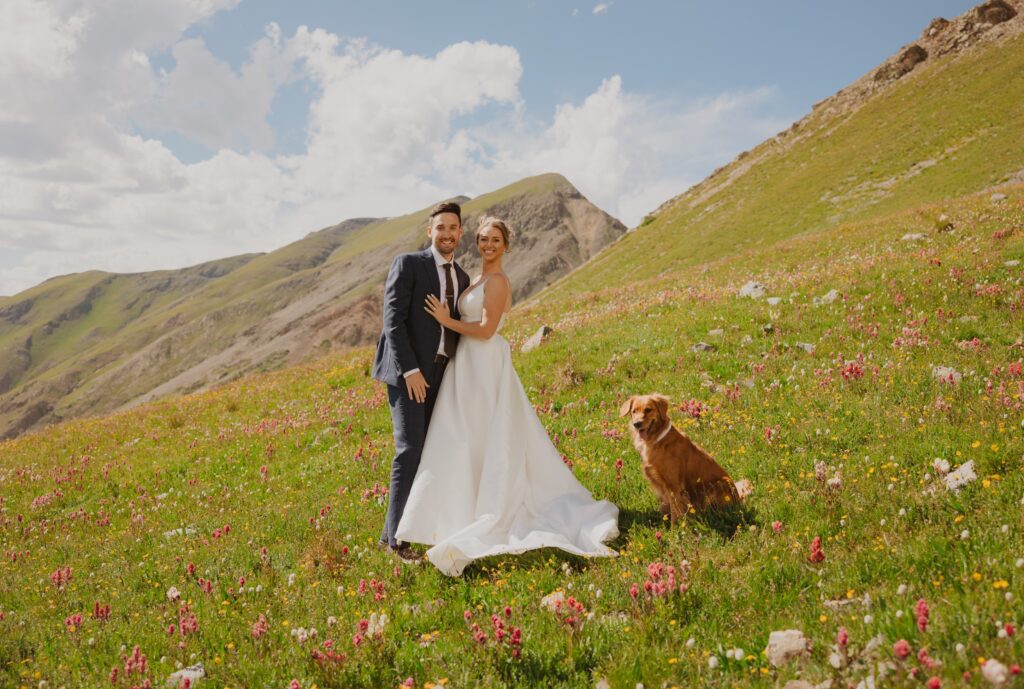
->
[379, 357, 448, 548]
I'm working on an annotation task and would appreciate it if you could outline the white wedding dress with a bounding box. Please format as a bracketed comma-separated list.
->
[395, 276, 619, 576]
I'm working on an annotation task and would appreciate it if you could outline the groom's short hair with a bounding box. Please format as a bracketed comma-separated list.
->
[428, 201, 462, 226]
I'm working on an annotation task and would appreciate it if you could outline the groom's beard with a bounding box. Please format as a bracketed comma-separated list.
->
[434, 238, 458, 260]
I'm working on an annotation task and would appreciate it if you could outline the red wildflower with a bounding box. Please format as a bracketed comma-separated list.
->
[808, 536, 825, 563]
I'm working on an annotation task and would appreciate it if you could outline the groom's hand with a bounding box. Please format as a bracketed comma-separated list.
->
[405, 371, 429, 403]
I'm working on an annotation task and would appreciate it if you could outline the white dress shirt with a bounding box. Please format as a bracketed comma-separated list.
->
[403, 245, 460, 378]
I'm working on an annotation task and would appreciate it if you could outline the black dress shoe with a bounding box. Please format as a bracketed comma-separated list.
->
[393, 545, 423, 564]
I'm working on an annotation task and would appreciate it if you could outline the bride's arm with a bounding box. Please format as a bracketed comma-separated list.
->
[425, 276, 509, 340]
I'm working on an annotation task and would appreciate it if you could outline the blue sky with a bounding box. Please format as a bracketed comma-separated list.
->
[170, 1, 975, 160]
[0, 0, 978, 296]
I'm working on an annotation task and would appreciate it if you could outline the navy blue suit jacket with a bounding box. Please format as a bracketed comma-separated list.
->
[372, 249, 471, 387]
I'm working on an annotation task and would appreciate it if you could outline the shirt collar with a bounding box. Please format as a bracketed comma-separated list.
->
[428, 245, 454, 267]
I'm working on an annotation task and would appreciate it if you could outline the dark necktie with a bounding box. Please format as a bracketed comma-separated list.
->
[441, 262, 457, 358]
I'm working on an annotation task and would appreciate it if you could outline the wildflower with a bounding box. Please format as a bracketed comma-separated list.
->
[772, 520, 783, 533]
[915, 599, 930, 633]
[708, 656, 719, 669]
[893, 639, 911, 660]
[1005, 623, 1016, 637]
[836, 627, 848, 648]
[927, 677, 941, 689]
[64, 613, 82, 633]
[981, 658, 1009, 685]
[92, 602, 110, 621]
[814, 461, 827, 482]
[166, 586, 180, 603]
[49, 566, 72, 589]
[944, 461, 977, 493]
[826, 473, 842, 492]
[808, 536, 825, 563]
[251, 614, 269, 639]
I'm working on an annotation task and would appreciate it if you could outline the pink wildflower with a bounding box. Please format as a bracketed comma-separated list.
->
[808, 536, 825, 563]
[915, 598, 929, 633]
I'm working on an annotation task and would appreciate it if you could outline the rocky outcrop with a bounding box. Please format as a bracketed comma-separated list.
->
[819, 0, 1024, 116]
[873, 44, 928, 82]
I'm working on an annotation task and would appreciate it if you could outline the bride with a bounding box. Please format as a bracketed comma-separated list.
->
[395, 217, 619, 576]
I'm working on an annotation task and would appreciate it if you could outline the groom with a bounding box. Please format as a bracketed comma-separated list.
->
[372, 201, 471, 560]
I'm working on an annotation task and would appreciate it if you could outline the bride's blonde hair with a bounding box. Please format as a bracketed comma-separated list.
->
[476, 217, 512, 252]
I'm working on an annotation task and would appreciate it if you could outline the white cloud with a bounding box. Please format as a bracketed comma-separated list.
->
[0, 0, 85, 83]
[131, 25, 294, 151]
[593, 3, 612, 15]
[0, 3, 791, 297]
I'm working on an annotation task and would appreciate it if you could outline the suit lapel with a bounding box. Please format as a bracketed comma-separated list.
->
[421, 250, 441, 297]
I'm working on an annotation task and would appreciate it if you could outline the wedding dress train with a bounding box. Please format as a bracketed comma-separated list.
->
[395, 277, 619, 576]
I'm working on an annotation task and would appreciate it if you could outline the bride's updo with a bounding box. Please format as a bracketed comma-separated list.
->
[476, 217, 512, 251]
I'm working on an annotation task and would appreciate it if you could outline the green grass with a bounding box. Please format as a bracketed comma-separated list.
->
[2, 185, 1022, 688]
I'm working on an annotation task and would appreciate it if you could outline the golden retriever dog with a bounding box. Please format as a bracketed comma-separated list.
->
[620, 394, 750, 523]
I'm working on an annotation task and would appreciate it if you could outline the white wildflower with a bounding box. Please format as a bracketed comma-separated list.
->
[982, 658, 1010, 685]
[368, 612, 388, 637]
[944, 460, 977, 493]
[708, 656, 719, 669]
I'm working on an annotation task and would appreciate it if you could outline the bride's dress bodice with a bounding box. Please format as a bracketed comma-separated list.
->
[458, 278, 506, 332]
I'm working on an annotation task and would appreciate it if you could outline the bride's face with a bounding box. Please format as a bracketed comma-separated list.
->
[477, 226, 507, 261]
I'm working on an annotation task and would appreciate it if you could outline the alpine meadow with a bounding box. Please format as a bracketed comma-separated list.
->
[2, 2, 1024, 688]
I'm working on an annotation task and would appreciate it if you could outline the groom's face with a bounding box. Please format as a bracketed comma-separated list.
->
[428, 212, 463, 259]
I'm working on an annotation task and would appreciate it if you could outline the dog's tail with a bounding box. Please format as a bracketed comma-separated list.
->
[733, 478, 753, 502]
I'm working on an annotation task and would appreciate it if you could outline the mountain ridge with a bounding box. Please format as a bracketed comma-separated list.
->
[0, 173, 625, 439]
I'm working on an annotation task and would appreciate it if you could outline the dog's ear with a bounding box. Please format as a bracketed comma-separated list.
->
[618, 396, 635, 417]
[651, 394, 670, 422]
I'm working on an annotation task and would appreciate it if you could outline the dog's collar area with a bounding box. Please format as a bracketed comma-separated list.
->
[654, 423, 673, 444]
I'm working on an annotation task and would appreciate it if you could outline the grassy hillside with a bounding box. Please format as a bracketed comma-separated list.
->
[548, 25, 1024, 298]
[0, 173, 623, 440]
[1, 185, 1021, 687]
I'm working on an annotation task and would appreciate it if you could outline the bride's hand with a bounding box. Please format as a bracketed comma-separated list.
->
[424, 294, 451, 325]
